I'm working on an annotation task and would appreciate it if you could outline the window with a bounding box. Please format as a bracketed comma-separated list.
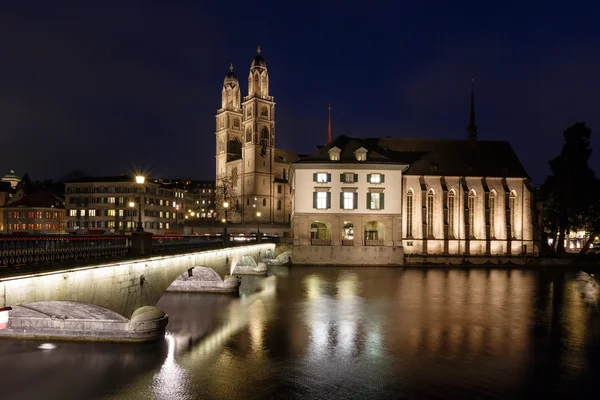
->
[468, 190, 476, 238]
[328, 147, 341, 161]
[341, 192, 357, 210]
[232, 167, 238, 187]
[35, 211, 42, 219]
[263, 198, 266, 206]
[427, 189, 434, 238]
[108, 197, 116, 204]
[314, 173, 330, 183]
[108, 209, 116, 217]
[233, 118, 240, 128]
[261, 106, 268, 117]
[489, 191, 496, 237]
[341, 172, 357, 183]
[69, 210, 77, 217]
[368, 173, 384, 183]
[509, 191, 516, 238]
[367, 193, 384, 210]
[448, 190, 455, 238]
[354, 147, 367, 161]
[118, 210, 124, 217]
[407, 190, 413, 237]
[107, 221, 115, 228]
[277, 184, 282, 194]
[246, 107, 252, 117]
[27, 212, 34, 219]
[89, 210, 96, 217]
[313, 192, 330, 209]
[277, 199, 282, 210]
[80, 210, 86, 217]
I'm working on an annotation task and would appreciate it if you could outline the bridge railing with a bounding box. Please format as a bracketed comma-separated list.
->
[0, 235, 129, 267]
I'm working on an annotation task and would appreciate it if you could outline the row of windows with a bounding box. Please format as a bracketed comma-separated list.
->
[313, 173, 385, 184]
[406, 189, 517, 239]
[313, 192, 385, 210]
[67, 221, 174, 230]
[67, 209, 187, 219]
[68, 196, 186, 208]
[7, 223, 64, 231]
[7, 211, 64, 219]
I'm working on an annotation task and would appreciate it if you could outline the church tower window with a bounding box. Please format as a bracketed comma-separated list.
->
[261, 127, 269, 146]
[232, 167, 238, 187]
[247, 107, 252, 117]
[245, 126, 252, 143]
[427, 189, 435, 238]
[261, 106, 268, 117]
[406, 189, 413, 238]
[233, 118, 240, 129]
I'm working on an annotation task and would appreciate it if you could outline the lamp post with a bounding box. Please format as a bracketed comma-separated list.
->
[128, 201, 135, 232]
[135, 175, 145, 232]
[190, 211, 195, 235]
[175, 204, 179, 234]
[223, 201, 229, 239]
[256, 211, 262, 243]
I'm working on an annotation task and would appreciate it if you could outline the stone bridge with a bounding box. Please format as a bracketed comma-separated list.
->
[0, 243, 276, 341]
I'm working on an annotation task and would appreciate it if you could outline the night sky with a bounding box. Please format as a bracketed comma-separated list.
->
[1, 2, 599, 184]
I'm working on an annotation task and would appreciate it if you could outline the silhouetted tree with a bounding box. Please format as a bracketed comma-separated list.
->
[215, 174, 242, 221]
[540, 122, 597, 253]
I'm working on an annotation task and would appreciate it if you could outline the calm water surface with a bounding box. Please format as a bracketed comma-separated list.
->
[1, 266, 600, 399]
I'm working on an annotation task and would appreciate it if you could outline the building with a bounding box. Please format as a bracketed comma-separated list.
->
[215, 47, 298, 225]
[65, 176, 187, 235]
[290, 87, 535, 264]
[2, 190, 65, 235]
[1, 170, 21, 189]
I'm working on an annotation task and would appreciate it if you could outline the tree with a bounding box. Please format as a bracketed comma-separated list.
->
[215, 174, 242, 222]
[540, 122, 597, 254]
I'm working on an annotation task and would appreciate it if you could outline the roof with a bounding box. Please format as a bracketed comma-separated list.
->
[5, 190, 64, 208]
[66, 175, 137, 184]
[275, 148, 301, 164]
[295, 135, 529, 178]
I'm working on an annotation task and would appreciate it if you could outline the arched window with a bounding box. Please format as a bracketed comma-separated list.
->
[218, 138, 225, 153]
[406, 189, 413, 238]
[427, 189, 435, 238]
[260, 126, 269, 146]
[233, 118, 240, 129]
[246, 107, 252, 117]
[263, 198, 266, 207]
[468, 190, 476, 238]
[245, 126, 252, 143]
[448, 190, 455, 238]
[231, 167, 238, 187]
[261, 106, 268, 117]
[489, 191, 496, 237]
[509, 191, 517, 238]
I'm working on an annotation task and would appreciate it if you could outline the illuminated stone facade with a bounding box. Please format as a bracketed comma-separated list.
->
[215, 48, 297, 225]
[291, 136, 535, 263]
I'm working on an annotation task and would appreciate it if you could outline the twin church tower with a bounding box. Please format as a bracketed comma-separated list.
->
[215, 47, 297, 224]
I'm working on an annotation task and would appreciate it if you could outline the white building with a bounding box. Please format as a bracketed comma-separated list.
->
[290, 133, 535, 265]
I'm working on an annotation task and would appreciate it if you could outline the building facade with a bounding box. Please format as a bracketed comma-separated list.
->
[215, 48, 297, 225]
[65, 176, 188, 235]
[2, 191, 65, 235]
[291, 134, 535, 264]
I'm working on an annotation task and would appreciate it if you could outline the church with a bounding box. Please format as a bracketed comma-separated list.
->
[215, 47, 298, 225]
[289, 83, 537, 265]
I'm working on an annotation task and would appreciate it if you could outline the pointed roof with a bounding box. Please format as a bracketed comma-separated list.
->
[5, 190, 64, 208]
[295, 135, 529, 178]
[467, 77, 477, 140]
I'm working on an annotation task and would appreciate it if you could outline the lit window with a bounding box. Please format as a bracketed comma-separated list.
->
[343, 173, 355, 183]
[80, 210, 86, 217]
[316, 192, 328, 209]
[427, 189, 434, 238]
[35, 211, 42, 219]
[369, 193, 381, 210]
[342, 192, 355, 209]
[468, 190, 476, 238]
[489, 191, 496, 237]
[368, 174, 383, 183]
[407, 190, 413, 237]
[118, 210, 124, 217]
[69, 210, 77, 217]
[89, 210, 96, 217]
[108, 197, 115, 204]
[108, 209, 116, 217]
[317, 173, 328, 183]
[509, 191, 517, 238]
[448, 190, 455, 238]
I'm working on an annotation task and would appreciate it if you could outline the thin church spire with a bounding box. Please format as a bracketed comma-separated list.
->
[327, 102, 332, 143]
[467, 75, 478, 141]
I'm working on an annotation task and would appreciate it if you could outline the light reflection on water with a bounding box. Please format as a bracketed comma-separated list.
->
[1, 267, 600, 399]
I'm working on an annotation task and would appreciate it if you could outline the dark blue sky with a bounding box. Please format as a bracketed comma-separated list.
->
[1, 1, 599, 184]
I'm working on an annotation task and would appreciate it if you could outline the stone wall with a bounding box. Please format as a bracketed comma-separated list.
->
[0, 243, 275, 319]
[292, 245, 404, 266]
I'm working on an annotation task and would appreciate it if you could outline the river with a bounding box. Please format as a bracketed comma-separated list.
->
[1, 266, 600, 399]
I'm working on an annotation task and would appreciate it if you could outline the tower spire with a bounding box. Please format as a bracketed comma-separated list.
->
[467, 75, 477, 141]
[327, 102, 332, 143]
[229, 63, 234, 72]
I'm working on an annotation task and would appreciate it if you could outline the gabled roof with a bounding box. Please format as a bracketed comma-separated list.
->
[295, 135, 529, 178]
[275, 148, 301, 164]
[6, 190, 64, 208]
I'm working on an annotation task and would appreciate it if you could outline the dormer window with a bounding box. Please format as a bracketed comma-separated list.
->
[354, 147, 367, 161]
[328, 146, 341, 161]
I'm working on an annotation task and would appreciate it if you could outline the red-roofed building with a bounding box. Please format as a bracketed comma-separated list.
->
[2, 190, 65, 235]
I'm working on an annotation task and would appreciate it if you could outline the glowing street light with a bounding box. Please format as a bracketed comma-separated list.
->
[128, 201, 135, 232]
[135, 175, 145, 232]
[256, 211, 262, 243]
